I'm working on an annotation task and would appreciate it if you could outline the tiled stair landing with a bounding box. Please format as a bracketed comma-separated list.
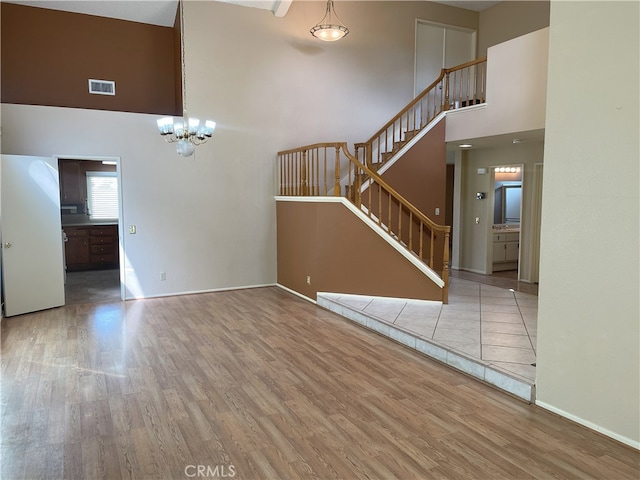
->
[317, 287, 537, 402]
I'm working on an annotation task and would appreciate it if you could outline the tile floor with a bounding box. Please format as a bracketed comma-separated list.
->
[317, 272, 538, 399]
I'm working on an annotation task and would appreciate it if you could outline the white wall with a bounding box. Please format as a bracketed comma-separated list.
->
[0, 1, 479, 301]
[536, 1, 639, 448]
[446, 27, 549, 143]
[0, 104, 277, 299]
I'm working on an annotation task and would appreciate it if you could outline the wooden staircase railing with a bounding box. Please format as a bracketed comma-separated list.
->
[355, 57, 487, 171]
[275, 58, 488, 303]
[277, 142, 450, 303]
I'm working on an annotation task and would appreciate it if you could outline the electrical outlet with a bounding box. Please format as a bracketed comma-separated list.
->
[160, 272, 166, 281]
[129, 225, 136, 234]
[435, 207, 440, 216]
[475, 217, 480, 224]
[306, 275, 311, 285]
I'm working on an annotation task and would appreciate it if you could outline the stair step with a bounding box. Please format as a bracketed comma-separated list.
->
[317, 293, 535, 403]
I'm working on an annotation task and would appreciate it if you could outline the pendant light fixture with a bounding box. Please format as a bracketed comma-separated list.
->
[310, 0, 349, 42]
[157, 0, 215, 157]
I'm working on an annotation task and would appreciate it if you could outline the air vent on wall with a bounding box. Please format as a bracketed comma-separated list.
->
[88, 79, 115, 96]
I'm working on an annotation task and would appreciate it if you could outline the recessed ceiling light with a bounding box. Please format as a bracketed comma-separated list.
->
[459, 144, 472, 148]
[513, 139, 522, 144]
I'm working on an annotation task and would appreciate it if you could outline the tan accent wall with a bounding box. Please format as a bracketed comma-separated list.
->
[478, 1, 550, 56]
[373, 119, 447, 271]
[276, 200, 443, 302]
[1, 3, 179, 115]
[379, 119, 447, 223]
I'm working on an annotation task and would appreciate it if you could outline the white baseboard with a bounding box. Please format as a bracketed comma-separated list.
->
[535, 400, 640, 450]
[124, 283, 277, 301]
[275, 284, 316, 304]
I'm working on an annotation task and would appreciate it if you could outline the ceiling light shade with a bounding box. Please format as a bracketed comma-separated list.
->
[311, 1, 349, 42]
[157, 0, 215, 157]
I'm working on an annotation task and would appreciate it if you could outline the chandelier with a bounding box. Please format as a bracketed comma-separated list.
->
[310, 0, 349, 42]
[157, 0, 215, 157]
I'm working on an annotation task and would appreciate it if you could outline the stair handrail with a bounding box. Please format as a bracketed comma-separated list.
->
[355, 57, 487, 170]
[277, 142, 450, 302]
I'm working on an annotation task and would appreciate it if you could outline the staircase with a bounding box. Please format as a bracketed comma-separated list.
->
[276, 58, 487, 304]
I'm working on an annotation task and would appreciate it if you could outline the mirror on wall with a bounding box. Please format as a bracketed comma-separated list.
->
[494, 185, 522, 224]
[493, 166, 523, 225]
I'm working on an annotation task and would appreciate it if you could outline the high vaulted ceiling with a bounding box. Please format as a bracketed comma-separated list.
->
[2, 0, 293, 26]
[3, 0, 499, 27]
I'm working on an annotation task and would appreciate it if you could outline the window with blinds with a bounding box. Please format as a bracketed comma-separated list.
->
[86, 172, 119, 219]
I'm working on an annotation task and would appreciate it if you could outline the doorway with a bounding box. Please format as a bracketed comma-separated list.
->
[58, 156, 124, 305]
[490, 165, 523, 277]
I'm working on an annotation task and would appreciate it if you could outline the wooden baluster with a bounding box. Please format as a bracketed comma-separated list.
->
[466, 67, 470, 105]
[367, 175, 372, 217]
[473, 64, 477, 104]
[444, 71, 450, 110]
[356, 166, 363, 207]
[334, 146, 341, 196]
[408, 211, 413, 252]
[288, 154, 292, 195]
[398, 202, 402, 243]
[313, 149, 317, 195]
[442, 228, 450, 304]
[418, 222, 423, 260]
[318, 149, 321, 195]
[290, 153, 294, 195]
[429, 228, 434, 269]
[387, 191, 392, 233]
[309, 149, 315, 195]
[377, 183, 382, 226]
[289, 153, 293, 195]
[301, 150, 308, 196]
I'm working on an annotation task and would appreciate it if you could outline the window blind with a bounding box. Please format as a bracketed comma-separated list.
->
[86, 172, 119, 219]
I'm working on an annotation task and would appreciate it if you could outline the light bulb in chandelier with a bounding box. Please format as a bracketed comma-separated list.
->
[157, 116, 216, 157]
[311, 1, 349, 42]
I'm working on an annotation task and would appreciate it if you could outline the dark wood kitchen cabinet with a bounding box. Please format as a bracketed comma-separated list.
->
[65, 227, 90, 266]
[64, 225, 118, 270]
[89, 227, 118, 266]
[59, 160, 85, 204]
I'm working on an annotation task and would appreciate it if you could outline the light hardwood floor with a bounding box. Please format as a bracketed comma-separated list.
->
[1, 287, 638, 479]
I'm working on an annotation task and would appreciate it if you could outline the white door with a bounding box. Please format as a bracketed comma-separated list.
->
[415, 23, 445, 96]
[1, 155, 65, 317]
[415, 22, 476, 96]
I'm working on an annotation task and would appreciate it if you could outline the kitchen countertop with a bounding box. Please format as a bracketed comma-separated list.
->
[62, 222, 118, 227]
[61, 215, 118, 227]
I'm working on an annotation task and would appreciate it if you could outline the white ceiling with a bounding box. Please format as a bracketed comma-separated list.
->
[4, 0, 500, 27]
[432, 1, 500, 12]
[4, 0, 181, 26]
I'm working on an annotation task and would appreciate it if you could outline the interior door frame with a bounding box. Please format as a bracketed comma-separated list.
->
[414, 19, 478, 97]
[487, 164, 525, 276]
[55, 154, 125, 301]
